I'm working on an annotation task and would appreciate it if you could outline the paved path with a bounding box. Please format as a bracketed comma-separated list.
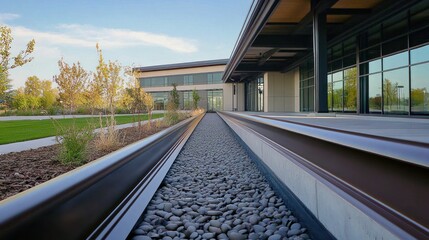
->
[0, 111, 165, 121]
[0, 119, 159, 155]
[241, 112, 429, 144]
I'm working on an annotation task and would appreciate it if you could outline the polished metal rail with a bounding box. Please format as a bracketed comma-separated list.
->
[219, 111, 429, 239]
[0, 114, 204, 240]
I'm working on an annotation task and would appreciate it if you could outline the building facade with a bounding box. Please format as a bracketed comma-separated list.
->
[223, 0, 429, 116]
[134, 60, 244, 112]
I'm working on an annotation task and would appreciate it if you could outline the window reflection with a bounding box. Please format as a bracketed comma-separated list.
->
[343, 67, 357, 111]
[383, 51, 408, 70]
[333, 81, 343, 111]
[383, 68, 409, 114]
[411, 63, 429, 113]
[411, 44, 429, 64]
[368, 74, 382, 112]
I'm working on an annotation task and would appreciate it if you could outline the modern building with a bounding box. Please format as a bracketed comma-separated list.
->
[136, 0, 428, 116]
[134, 59, 245, 112]
[223, 0, 429, 116]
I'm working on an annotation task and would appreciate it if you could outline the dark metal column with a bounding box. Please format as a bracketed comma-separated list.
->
[313, 3, 328, 113]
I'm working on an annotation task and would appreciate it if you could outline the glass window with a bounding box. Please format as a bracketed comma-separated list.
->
[411, 62, 429, 113]
[343, 67, 357, 111]
[343, 55, 356, 68]
[343, 37, 356, 56]
[328, 81, 333, 111]
[367, 25, 381, 47]
[331, 59, 342, 72]
[410, 1, 429, 30]
[382, 36, 408, 55]
[333, 71, 342, 81]
[369, 59, 382, 73]
[410, 26, 429, 47]
[333, 81, 343, 111]
[383, 14, 407, 40]
[383, 51, 408, 70]
[212, 72, 223, 84]
[332, 44, 342, 59]
[383, 67, 409, 114]
[360, 45, 380, 62]
[411, 44, 429, 64]
[368, 73, 382, 113]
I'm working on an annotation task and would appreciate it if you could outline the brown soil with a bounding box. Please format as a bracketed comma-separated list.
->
[0, 124, 168, 201]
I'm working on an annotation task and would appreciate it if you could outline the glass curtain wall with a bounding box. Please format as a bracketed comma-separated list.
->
[145, 90, 223, 111]
[207, 90, 223, 111]
[245, 76, 264, 111]
[299, 60, 314, 112]
[358, 1, 429, 115]
[140, 72, 223, 88]
[326, 37, 357, 112]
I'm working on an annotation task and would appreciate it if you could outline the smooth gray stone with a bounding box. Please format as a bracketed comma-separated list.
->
[278, 226, 288, 236]
[268, 234, 282, 240]
[227, 231, 246, 240]
[132, 236, 152, 240]
[206, 210, 222, 216]
[202, 232, 215, 239]
[221, 223, 231, 233]
[253, 224, 265, 233]
[166, 231, 177, 237]
[134, 228, 145, 235]
[248, 215, 260, 225]
[164, 203, 173, 212]
[248, 233, 259, 240]
[232, 219, 242, 225]
[140, 225, 154, 231]
[190, 232, 199, 239]
[172, 209, 183, 216]
[166, 223, 179, 231]
[187, 225, 197, 232]
[209, 220, 221, 228]
[208, 226, 222, 234]
[218, 233, 229, 239]
[227, 204, 238, 211]
[291, 223, 301, 230]
[287, 229, 302, 237]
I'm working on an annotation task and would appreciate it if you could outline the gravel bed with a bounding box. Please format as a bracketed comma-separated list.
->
[131, 113, 310, 240]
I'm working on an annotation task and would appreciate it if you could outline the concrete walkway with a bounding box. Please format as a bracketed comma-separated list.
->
[0, 111, 165, 121]
[0, 119, 158, 155]
[239, 112, 429, 144]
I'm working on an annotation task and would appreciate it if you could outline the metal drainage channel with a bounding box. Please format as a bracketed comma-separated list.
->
[0, 113, 204, 240]
[218, 111, 429, 240]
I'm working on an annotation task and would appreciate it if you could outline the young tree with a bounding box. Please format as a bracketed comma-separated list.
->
[143, 92, 154, 128]
[13, 88, 28, 110]
[54, 59, 88, 114]
[24, 75, 42, 97]
[170, 83, 180, 110]
[95, 44, 123, 119]
[0, 26, 35, 96]
[192, 89, 200, 110]
[40, 80, 57, 109]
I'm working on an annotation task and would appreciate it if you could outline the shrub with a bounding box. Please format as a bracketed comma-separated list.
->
[53, 118, 94, 165]
[94, 114, 123, 151]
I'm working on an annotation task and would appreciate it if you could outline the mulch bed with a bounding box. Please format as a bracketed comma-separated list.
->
[0, 124, 168, 201]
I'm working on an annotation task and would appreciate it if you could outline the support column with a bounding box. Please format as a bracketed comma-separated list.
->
[313, 3, 328, 113]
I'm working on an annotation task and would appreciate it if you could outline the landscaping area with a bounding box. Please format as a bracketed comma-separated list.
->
[0, 109, 201, 201]
[0, 113, 164, 144]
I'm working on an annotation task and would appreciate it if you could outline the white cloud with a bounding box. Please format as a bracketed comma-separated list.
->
[0, 13, 20, 23]
[10, 24, 198, 53]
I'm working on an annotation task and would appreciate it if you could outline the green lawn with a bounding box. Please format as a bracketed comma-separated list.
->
[0, 114, 164, 145]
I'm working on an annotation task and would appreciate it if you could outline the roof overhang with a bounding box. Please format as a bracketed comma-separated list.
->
[222, 0, 406, 83]
[134, 59, 229, 73]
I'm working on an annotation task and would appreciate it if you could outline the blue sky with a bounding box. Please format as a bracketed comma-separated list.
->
[1, 0, 253, 88]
